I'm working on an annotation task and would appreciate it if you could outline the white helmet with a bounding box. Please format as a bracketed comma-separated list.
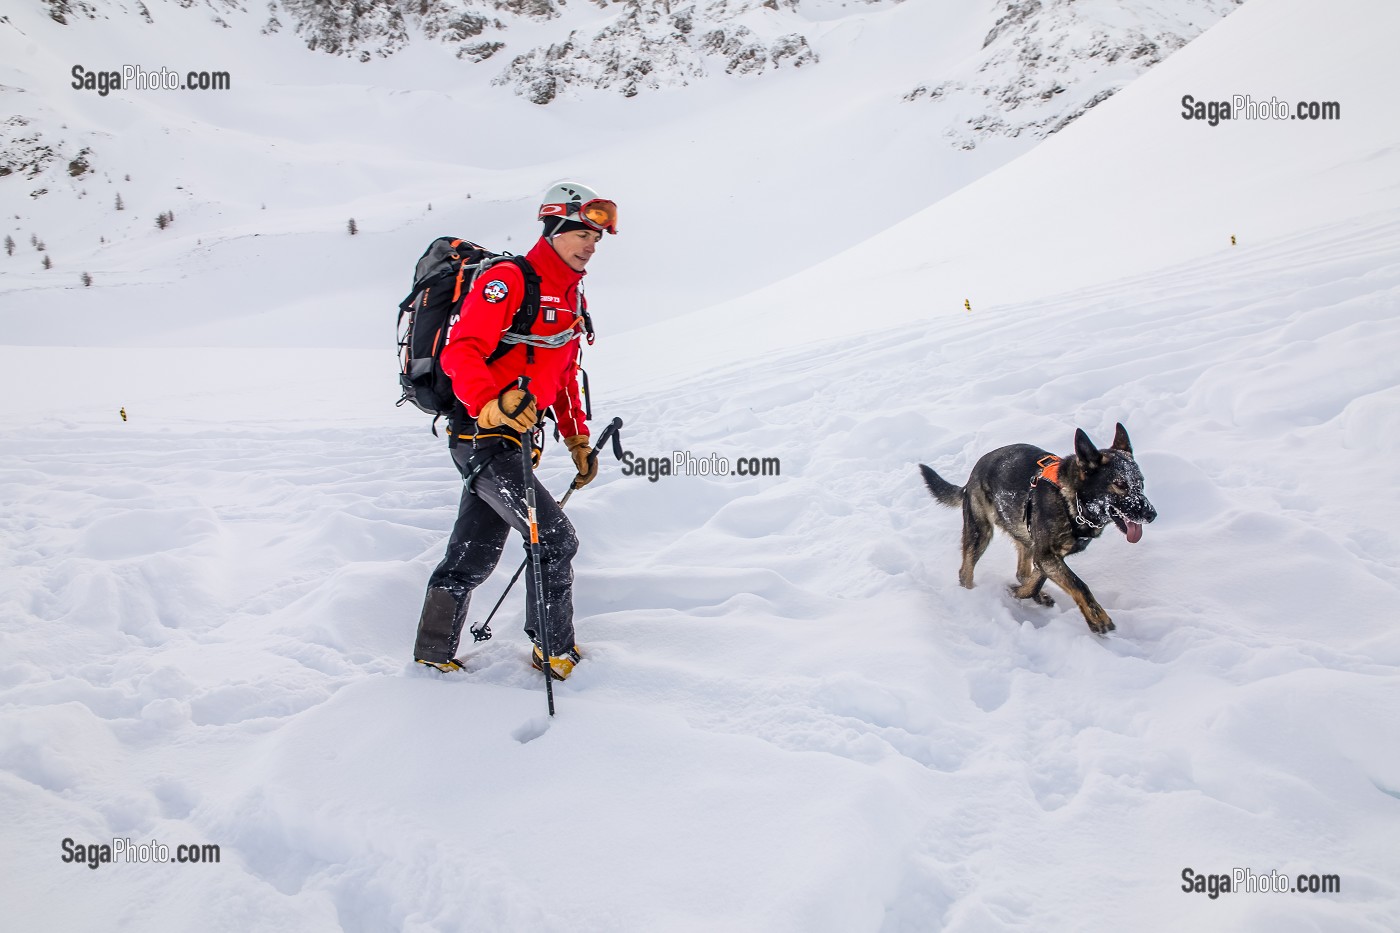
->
[538, 181, 618, 236]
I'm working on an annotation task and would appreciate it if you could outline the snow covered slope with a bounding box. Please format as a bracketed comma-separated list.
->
[597, 0, 1400, 385]
[2, 0, 1398, 930]
[3, 203, 1397, 931]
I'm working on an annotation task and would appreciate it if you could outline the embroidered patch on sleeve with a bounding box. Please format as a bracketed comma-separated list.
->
[482, 280, 509, 303]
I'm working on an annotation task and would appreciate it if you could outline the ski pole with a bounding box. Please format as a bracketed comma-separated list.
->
[503, 377, 554, 716]
[469, 417, 624, 644]
[560, 416, 624, 507]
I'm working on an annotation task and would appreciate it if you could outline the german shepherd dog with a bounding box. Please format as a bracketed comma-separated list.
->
[919, 424, 1157, 634]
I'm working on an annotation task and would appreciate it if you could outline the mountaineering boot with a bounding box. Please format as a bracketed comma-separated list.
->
[531, 644, 582, 681]
[415, 658, 465, 673]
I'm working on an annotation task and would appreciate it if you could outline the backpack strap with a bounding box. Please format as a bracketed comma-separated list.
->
[578, 289, 595, 346]
[484, 256, 543, 365]
[444, 396, 469, 448]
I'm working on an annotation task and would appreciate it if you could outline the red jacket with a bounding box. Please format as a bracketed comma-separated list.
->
[441, 237, 590, 439]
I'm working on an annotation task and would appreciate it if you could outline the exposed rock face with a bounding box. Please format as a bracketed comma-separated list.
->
[276, 0, 413, 59]
[491, 3, 818, 102]
[42, 0, 100, 24]
[268, 0, 552, 61]
[0, 117, 60, 180]
[904, 0, 1244, 145]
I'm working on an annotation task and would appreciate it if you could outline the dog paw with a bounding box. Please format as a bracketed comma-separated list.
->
[1086, 614, 1115, 635]
[1007, 584, 1054, 607]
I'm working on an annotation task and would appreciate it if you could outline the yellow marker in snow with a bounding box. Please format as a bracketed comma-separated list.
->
[120, 407, 127, 422]
[1231, 235, 1237, 246]
[964, 299, 971, 312]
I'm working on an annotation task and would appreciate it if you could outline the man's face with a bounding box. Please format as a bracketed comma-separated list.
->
[552, 228, 602, 272]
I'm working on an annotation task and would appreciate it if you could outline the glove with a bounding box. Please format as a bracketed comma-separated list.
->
[566, 434, 598, 489]
[477, 388, 539, 432]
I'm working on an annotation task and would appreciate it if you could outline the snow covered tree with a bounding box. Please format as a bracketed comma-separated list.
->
[156, 211, 171, 230]
[115, 193, 125, 211]
[3, 235, 13, 256]
[81, 271, 93, 287]
[41, 254, 52, 270]
[347, 217, 358, 235]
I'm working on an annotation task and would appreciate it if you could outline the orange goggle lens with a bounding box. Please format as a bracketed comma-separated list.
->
[578, 199, 618, 234]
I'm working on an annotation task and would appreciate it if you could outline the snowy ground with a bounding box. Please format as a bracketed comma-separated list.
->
[4, 0, 1400, 929]
[3, 208, 1398, 929]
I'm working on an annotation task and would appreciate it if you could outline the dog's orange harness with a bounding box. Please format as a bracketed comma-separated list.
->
[1030, 455, 1062, 487]
[1026, 454, 1101, 530]
[1024, 455, 1063, 527]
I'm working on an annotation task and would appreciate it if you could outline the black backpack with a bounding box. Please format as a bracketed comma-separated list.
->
[395, 237, 542, 431]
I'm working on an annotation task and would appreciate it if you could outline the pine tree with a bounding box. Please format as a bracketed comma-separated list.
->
[3, 235, 13, 256]
[81, 272, 93, 287]
[156, 211, 170, 230]
[42, 254, 52, 270]
[29, 233, 38, 249]
[347, 218, 358, 235]
[116, 193, 125, 211]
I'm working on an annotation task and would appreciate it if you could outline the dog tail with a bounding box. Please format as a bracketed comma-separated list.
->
[919, 464, 964, 508]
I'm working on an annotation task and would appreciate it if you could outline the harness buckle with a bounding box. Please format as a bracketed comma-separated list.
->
[1030, 455, 1062, 489]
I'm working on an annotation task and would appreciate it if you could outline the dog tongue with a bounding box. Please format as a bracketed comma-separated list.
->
[1126, 521, 1143, 544]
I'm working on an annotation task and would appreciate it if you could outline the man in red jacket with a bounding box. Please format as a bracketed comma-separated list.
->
[413, 182, 617, 680]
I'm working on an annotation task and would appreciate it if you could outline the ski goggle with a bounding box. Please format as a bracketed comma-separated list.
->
[539, 198, 618, 235]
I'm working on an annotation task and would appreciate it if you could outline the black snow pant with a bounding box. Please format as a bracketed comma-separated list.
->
[413, 432, 579, 663]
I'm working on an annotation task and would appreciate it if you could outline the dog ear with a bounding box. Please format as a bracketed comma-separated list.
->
[1111, 422, 1133, 456]
[1074, 428, 1102, 469]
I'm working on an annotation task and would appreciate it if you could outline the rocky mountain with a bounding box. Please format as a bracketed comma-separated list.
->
[19, 0, 1241, 117]
[0, 0, 1244, 261]
[265, 0, 1241, 126]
